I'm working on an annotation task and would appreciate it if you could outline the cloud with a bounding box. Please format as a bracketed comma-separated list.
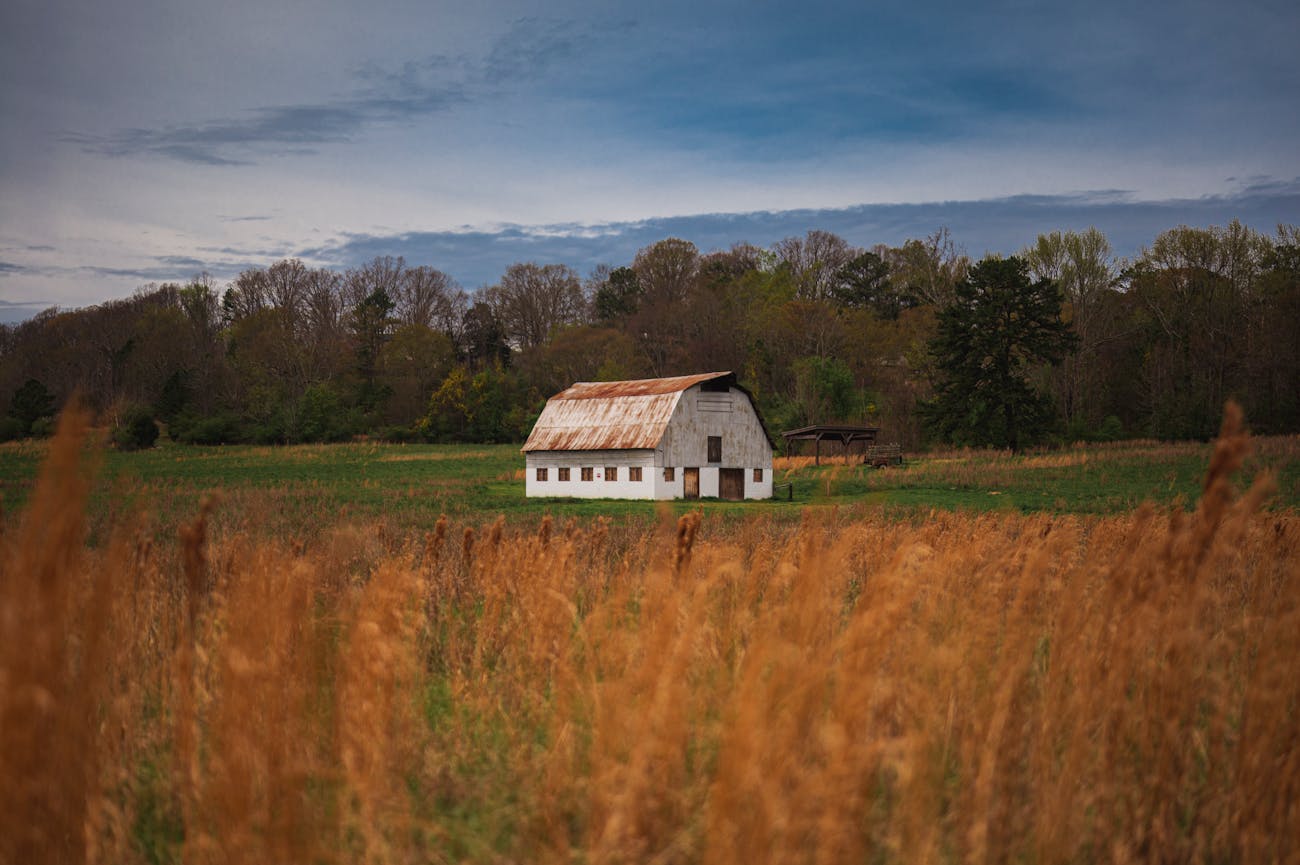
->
[61, 18, 594, 166]
[305, 180, 1300, 287]
[0, 298, 59, 324]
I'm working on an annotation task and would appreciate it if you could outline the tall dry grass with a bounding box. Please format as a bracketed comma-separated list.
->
[2, 404, 1298, 864]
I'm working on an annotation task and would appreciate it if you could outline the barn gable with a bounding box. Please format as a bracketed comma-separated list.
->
[521, 371, 772, 453]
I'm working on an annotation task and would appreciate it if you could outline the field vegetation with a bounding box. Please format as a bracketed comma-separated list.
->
[2, 405, 1298, 864]
[1, 429, 1297, 542]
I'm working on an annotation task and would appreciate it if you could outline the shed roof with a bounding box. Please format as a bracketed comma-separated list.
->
[522, 371, 770, 453]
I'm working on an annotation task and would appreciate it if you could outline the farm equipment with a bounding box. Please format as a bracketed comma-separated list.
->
[863, 444, 904, 468]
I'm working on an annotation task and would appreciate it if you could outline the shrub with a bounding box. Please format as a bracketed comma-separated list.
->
[0, 416, 25, 441]
[111, 406, 159, 450]
[172, 412, 245, 445]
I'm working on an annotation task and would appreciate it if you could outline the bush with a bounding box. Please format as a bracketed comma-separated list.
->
[1096, 415, 1125, 442]
[112, 406, 159, 450]
[29, 417, 55, 438]
[171, 412, 245, 445]
[293, 385, 353, 443]
[376, 424, 425, 444]
[0, 416, 26, 442]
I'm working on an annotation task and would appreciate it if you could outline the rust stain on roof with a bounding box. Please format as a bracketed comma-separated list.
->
[551, 371, 733, 400]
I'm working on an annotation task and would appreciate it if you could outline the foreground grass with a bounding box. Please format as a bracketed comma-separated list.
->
[2, 407, 1298, 864]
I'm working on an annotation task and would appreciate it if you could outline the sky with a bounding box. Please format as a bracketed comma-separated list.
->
[2, 0, 1298, 321]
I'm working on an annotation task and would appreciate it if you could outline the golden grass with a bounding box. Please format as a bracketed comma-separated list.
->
[3, 405, 1298, 864]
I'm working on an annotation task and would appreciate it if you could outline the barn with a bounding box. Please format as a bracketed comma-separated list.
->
[522, 371, 774, 500]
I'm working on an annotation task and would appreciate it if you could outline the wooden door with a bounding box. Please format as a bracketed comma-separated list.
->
[719, 468, 744, 501]
[684, 467, 699, 499]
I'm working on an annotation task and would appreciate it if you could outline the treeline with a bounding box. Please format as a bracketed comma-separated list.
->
[2, 221, 1297, 448]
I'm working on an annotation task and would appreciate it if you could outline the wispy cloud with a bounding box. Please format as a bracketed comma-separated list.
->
[62, 18, 594, 166]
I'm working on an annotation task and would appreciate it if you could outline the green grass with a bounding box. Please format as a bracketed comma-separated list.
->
[1, 435, 1296, 538]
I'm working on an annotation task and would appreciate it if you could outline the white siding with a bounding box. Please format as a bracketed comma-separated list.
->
[525, 449, 657, 499]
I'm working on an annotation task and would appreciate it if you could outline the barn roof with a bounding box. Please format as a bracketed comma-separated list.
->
[522, 371, 772, 452]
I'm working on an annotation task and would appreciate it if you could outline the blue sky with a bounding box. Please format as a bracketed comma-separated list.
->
[1, 0, 1297, 319]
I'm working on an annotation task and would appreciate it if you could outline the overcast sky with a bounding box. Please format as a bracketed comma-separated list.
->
[2, 0, 1298, 320]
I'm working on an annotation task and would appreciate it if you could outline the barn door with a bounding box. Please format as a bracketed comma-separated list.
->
[684, 467, 699, 499]
[719, 468, 744, 501]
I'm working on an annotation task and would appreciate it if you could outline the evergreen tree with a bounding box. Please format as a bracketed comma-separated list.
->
[923, 256, 1075, 451]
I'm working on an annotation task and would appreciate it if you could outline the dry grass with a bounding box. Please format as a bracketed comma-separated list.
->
[3, 405, 1298, 864]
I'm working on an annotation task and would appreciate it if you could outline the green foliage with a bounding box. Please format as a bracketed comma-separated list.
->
[112, 405, 160, 451]
[792, 356, 863, 424]
[592, 266, 642, 323]
[170, 412, 245, 445]
[293, 384, 353, 443]
[156, 370, 190, 423]
[9, 379, 55, 435]
[923, 256, 1076, 451]
[834, 251, 912, 318]
[0, 416, 27, 442]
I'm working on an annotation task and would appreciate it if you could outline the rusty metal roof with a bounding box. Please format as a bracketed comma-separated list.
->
[550, 371, 734, 400]
[523, 372, 741, 453]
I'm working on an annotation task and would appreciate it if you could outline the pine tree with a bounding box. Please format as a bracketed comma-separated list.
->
[923, 256, 1075, 451]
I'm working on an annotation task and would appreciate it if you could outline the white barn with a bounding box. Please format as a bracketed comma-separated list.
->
[522, 371, 774, 501]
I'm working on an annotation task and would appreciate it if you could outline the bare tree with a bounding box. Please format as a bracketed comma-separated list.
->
[264, 259, 310, 324]
[343, 256, 407, 312]
[885, 227, 970, 308]
[222, 267, 270, 324]
[627, 239, 701, 375]
[632, 238, 699, 305]
[773, 230, 858, 301]
[486, 262, 584, 350]
[394, 265, 461, 333]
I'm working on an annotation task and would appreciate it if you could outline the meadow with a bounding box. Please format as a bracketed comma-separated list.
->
[1, 428, 1297, 540]
[2, 413, 1298, 863]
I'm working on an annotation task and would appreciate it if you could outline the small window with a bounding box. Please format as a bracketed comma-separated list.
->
[536, 467, 548, 481]
[707, 436, 722, 462]
[753, 468, 763, 483]
[605, 466, 618, 482]
[581, 467, 593, 481]
[664, 467, 675, 482]
[558, 467, 570, 481]
[629, 466, 643, 482]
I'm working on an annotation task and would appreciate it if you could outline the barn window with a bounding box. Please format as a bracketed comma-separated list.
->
[581, 467, 593, 481]
[664, 467, 675, 481]
[605, 467, 618, 481]
[558, 467, 570, 481]
[707, 436, 722, 462]
[629, 466, 643, 482]
[536, 467, 547, 481]
[753, 468, 762, 482]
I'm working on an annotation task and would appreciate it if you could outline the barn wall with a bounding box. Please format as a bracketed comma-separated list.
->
[660, 386, 773, 500]
[525, 449, 658, 499]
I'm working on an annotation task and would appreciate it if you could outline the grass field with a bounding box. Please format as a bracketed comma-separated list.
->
[1, 431, 1297, 540]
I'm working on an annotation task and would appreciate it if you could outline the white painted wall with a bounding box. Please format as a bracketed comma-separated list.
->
[524, 384, 774, 500]
[525, 449, 657, 499]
